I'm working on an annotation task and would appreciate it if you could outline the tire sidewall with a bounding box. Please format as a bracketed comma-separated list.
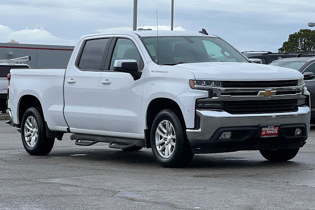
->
[21, 107, 47, 154]
[150, 109, 190, 166]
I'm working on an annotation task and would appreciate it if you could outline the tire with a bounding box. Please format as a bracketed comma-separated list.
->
[21, 107, 55, 155]
[260, 148, 299, 162]
[150, 109, 194, 167]
[122, 145, 143, 152]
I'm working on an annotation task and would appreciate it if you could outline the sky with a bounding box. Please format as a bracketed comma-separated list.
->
[0, 0, 314, 52]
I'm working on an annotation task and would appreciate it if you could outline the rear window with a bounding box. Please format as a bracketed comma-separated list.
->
[0, 65, 29, 77]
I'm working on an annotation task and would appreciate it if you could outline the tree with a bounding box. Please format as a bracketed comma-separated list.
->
[278, 29, 315, 53]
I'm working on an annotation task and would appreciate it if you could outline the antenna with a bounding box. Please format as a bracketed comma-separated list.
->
[199, 28, 208, 35]
[156, 10, 160, 65]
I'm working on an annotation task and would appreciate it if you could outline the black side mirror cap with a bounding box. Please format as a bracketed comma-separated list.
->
[303, 72, 315, 80]
[113, 59, 141, 80]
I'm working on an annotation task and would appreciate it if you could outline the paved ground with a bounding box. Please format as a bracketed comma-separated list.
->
[0, 120, 315, 210]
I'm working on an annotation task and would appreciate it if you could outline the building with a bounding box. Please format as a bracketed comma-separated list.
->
[0, 42, 74, 68]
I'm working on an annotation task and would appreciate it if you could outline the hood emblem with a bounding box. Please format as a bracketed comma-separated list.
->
[258, 89, 276, 97]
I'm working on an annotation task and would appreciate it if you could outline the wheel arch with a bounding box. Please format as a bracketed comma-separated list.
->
[145, 98, 186, 148]
[18, 95, 43, 127]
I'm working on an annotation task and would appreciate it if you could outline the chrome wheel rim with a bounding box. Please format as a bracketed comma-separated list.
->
[155, 120, 176, 159]
[24, 116, 39, 148]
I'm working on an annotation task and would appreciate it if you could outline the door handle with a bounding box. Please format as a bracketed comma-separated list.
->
[67, 78, 76, 84]
[101, 79, 111, 85]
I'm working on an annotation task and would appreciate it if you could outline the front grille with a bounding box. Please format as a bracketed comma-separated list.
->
[223, 99, 298, 114]
[222, 80, 298, 88]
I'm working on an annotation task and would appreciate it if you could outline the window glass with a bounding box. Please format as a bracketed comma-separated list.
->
[0, 65, 29, 77]
[141, 36, 248, 65]
[304, 63, 315, 75]
[270, 61, 306, 70]
[110, 38, 143, 70]
[78, 38, 109, 70]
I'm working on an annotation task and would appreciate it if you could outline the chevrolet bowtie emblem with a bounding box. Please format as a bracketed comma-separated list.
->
[258, 89, 276, 97]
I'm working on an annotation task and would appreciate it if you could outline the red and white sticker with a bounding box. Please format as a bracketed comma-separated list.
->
[260, 126, 279, 138]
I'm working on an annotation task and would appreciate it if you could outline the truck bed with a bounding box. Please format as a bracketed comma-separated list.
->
[9, 68, 67, 131]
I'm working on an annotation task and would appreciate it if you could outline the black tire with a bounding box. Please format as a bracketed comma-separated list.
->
[21, 107, 55, 155]
[122, 145, 143, 152]
[150, 109, 194, 167]
[260, 148, 299, 162]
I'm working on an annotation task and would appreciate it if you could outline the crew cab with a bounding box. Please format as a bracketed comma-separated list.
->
[7, 31, 311, 167]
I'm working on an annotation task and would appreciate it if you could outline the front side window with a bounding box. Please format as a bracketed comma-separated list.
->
[110, 38, 143, 70]
[141, 36, 248, 65]
[78, 38, 109, 70]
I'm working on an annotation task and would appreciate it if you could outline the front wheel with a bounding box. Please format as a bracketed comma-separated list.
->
[150, 109, 193, 167]
[260, 148, 299, 162]
[21, 107, 55, 155]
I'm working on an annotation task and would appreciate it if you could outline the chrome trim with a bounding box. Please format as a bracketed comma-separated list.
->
[186, 106, 310, 141]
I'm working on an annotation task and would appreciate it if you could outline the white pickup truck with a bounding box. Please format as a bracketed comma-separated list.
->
[7, 31, 311, 167]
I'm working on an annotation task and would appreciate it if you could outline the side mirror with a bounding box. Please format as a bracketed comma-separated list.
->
[113, 59, 141, 80]
[248, 58, 263, 64]
[303, 72, 315, 80]
[114, 59, 138, 72]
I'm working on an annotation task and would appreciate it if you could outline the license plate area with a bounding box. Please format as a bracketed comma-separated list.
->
[260, 126, 279, 138]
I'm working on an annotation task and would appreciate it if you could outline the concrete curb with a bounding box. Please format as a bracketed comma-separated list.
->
[0, 114, 9, 120]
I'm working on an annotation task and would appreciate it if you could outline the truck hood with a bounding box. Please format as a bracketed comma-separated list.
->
[175, 62, 303, 81]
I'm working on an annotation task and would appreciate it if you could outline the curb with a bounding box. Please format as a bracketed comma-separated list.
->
[0, 114, 9, 120]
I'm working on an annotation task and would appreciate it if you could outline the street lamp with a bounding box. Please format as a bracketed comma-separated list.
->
[308, 22, 315, 27]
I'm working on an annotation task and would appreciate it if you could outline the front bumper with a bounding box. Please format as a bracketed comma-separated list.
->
[186, 106, 310, 153]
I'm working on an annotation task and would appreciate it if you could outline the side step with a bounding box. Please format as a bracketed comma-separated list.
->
[70, 134, 145, 148]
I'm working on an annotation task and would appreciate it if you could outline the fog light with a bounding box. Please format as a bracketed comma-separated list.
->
[219, 131, 232, 140]
[295, 128, 302, 136]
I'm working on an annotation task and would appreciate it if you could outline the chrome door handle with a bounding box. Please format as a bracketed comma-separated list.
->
[101, 79, 111, 85]
[67, 78, 76, 84]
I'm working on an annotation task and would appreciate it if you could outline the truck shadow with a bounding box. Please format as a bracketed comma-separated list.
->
[49, 147, 302, 170]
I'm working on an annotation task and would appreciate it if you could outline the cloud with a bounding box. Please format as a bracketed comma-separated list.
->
[0, 24, 74, 45]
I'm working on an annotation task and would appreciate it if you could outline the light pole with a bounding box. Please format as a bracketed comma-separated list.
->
[171, 0, 174, 31]
[308, 22, 315, 27]
[133, 0, 138, 31]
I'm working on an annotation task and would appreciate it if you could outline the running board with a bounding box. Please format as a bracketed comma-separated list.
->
[70, 134, 145, 147]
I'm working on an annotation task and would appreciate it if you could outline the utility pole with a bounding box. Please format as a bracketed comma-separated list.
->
[171, 0, 174, 30]
[133, 0, 138, 31]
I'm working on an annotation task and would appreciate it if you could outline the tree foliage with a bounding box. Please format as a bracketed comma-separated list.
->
[278, 29, 315, 53]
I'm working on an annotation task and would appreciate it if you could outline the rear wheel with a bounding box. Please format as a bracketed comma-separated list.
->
[260, 148, 299, 162]
[21, 107, 55, 155]
[150, 109, 193, 167]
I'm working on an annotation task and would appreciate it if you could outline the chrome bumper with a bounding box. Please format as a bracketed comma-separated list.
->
[186, 106, 310, 141]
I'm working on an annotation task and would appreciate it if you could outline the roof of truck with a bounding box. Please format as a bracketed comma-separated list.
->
[83, 30, 217, 39]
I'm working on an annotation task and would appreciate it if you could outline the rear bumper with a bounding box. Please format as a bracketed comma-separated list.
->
[186, 106, 310, 153]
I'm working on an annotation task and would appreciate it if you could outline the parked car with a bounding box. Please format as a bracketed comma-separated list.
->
[0, 61, 29, 112]
[243, 51, 315, 64]
[7, 31, 310, 167]
[270, 57, 315, 122]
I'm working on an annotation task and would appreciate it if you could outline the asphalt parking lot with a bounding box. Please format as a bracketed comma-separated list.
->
[0, 119, 315, 210]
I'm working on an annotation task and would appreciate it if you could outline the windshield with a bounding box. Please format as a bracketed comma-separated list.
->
[141, 36, 248, 65]
[270, 60, 306, 71]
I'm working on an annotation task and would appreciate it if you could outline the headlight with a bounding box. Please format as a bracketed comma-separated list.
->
[298, 79, 304, 86]
[189, 80, 222, 89]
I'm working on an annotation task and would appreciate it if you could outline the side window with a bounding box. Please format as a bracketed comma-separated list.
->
[110, 38, 143, 70]
[78, 38, 109, 71]
[304, 63, 315, 75]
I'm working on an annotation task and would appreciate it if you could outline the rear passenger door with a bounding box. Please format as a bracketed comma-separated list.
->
[64, 38, 110, 132]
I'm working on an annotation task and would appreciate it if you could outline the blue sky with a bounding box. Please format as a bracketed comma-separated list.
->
[0, 0, 314, 52]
